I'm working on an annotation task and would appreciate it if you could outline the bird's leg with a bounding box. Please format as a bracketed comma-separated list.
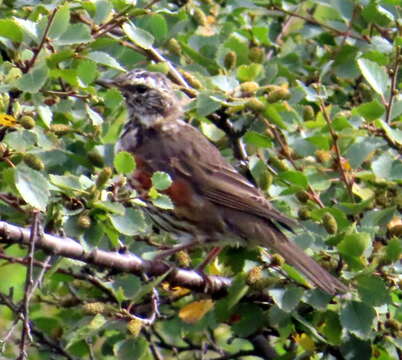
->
[195, 246, 223, 293]
[196, 246, 222, 272]
[153, 239, 201, 262]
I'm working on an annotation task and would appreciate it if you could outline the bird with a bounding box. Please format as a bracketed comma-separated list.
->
[104, 69, 348, 295]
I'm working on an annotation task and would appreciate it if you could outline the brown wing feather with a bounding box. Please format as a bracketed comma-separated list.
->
[159, 122, 298, 230]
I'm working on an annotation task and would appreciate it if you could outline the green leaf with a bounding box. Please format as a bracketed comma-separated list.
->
[86, 105, 103, 125]
[16, 64, 48, 93]
[237, 63, 263, 82]
[385, 238, 402, 263]
[278, 171, 308, 189]
[0, 19, 23, 42]
[372, 153, 393, 179]
[94, 0, 113, 25]
[14, 164, 49, 211]
[200, 121, 225, 142]
[114, 151, 136, 174]
[357, 58, 389, 97]
[49, 174, 85, 192]
[109, 208, 146, 236]
[13, 18, 39, 42]
[92, 201, 125, 215]
[362, 2, 394, 26]
[122, 22, 154, 50]
[357, 275, 391, 306]
[355, 100, 385, 121]
[210, 75, 239, 92]
[144, 14, 168, 42]
[114, 337, 152, 360]
[232, 304, 265, 337]
[378, 119, 402, 146]
[243, 131, 272, 148]
[48, 5, 70, 39]
[215, 274, 249, 322]
[337, 232, 370, 258]
[196, 92, 222, 117]
[340, 301, 375, 339]
[77, 59, 97, 86]
[56, 23, 92, 45]
[269, 286, 304, 313]
[3, 130, 37, 152]
[180, 42, 219, 73]
[87, 51, 125, 72]
[152, 194, 174, 210]
[37, 105, 53, 127]
[151, 171, 172, 191]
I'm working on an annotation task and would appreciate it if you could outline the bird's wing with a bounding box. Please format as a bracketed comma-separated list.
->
[163, 123, 298, 230]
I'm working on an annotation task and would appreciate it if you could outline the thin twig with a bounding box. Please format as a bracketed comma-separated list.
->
[0, 253, 119, 303]
[24, 8, 58, 72]
[271, 5, 368, 42]
[262, 118, 325, 208]
[317, 93, 354, 201]
[385, 45, 401, 124]
[18, 211, 41, 360]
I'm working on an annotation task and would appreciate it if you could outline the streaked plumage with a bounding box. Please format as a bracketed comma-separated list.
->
[110, 69, 348, 295]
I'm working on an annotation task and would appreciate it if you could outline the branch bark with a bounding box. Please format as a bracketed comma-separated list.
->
[0, 220, 231, 295]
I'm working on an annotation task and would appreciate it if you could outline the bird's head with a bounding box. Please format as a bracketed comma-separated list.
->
[106, 69, 181, 127]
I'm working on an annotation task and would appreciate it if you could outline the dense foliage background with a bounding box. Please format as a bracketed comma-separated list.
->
[0, 0, 401, 359]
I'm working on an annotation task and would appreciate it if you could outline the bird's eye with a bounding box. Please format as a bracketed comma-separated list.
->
[125, 84, 148, 93]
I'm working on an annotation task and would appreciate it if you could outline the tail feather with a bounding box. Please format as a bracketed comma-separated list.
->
[265, 230, 348, 295]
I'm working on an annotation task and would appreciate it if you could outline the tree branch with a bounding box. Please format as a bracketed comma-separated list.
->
[0, 220, 231, 295]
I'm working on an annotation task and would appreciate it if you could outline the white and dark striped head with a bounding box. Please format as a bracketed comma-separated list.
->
[113, 69, 180, 127]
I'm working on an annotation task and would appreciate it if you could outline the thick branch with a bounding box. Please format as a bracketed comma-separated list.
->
[0, 221, 231, 295]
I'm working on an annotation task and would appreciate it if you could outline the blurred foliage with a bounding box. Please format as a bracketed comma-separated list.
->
[0, 0, 401, 359]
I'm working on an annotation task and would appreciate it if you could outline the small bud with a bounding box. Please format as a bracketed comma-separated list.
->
[262, 84, 282, 94]
[44, 97, 59, 106]
[193, 8, 207, 26]
[5, 67, 22, 82]
[23, 153, 44, 171]
[96, 167, 112, 189]
[246, 97, 265, 112]
[50, 124, 71, 135]
[384, 319, 401, 332]
[249, 47, 265, 63]
[77, 214, 91, 229]
[19, 115, 35, 129]
[247, 266, 263, 285]
[240, 81, 259, 95]
[322, 213, 337, 234]
[296, 191, 309, 203]
[224, 51, 237, 69]
[0, 93, 10, 112]
[127, 318, 143, 337]
[270, 253, 285, 267]
[387, 217, 402, 237]
[298, 207, 311, 220]
[266, 88, 290, 103]
[175, 250, 191, 267]
[0, 143, 7, 157]
[180, 71, 202, 89]
[82, 302, 106, 314]
[315, 150, 332, 163]
[303, 105, 315, 121]
[88, 150, 104, 168]
[268, 156, 288, 171]
[166, 39, 181, 56]
[375, 191, 389, 207]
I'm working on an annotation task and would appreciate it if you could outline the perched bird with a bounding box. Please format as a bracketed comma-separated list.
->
[106, 69, 347, 295]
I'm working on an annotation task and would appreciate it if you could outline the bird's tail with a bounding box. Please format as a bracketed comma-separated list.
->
[264, 229, 348, 295]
